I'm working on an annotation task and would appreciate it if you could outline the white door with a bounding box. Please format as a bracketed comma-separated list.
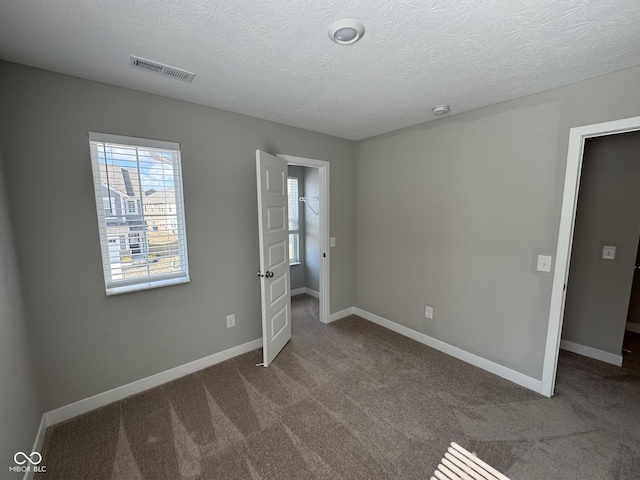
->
[256, 150, 292, 367]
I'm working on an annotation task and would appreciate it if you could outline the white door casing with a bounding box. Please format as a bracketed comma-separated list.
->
[541, 115, 640, 397]
[256, 150, 292, 367]
[279, 154, 330, 325]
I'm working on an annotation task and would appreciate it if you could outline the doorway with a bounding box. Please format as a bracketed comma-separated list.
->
[287, 165, 321, 301]
[559, 131, 640, 368]
[622, 238, 640, 369]
[256, 152, 329, 367]
[625, 238, 640, 333]
[541, 115, 640, 397]
[283, 155, 330, 325]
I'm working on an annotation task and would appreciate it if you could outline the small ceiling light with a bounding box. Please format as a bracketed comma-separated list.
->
[432, 105, 450, 116]
[329, 19, 365, 45]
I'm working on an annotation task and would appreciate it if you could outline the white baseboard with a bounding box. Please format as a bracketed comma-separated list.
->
[328, 307, 355, 323]
[560, 339, 623, 366]
[305, 288, 320, 299]
[23, 415, 49, 480]
[44, 338, 262, 427]
[353, 307, 543, 394]
[291, 287, 319, 298]
[626, 322, 640, 334]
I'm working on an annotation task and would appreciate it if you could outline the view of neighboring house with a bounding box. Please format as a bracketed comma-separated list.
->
[143, 188, 178, 233]
[99, 164, 147, 259]
[98, 164, 180, 280]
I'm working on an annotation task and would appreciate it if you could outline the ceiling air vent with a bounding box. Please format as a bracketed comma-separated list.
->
[129, 56, 195, 83]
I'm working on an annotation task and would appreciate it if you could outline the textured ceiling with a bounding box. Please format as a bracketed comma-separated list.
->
[1, 0, 640, 140]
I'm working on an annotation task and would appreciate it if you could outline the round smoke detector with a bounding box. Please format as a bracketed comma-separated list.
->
[329, 19, 365, 45]
[432, 105, 450, 116]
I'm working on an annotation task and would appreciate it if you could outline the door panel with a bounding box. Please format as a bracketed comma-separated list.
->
[269, 274, 288, 307]
[256, 150, 292, 367]
[268, 240, 287, 268]
[267, 206, 286, 232]
[271, 304, 289, 339]
[265, 166, 285, 193]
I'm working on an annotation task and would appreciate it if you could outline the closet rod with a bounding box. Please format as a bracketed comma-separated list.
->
[299, 196, 319, 216]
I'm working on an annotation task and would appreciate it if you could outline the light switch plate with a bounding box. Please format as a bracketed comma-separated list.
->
[602, 246, 616, 260]
[537, 255, 552, 273]
[330, 237, 336, 247]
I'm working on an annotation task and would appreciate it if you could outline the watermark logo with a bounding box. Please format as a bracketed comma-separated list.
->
[9, 451, 46, 474]
[14, 452, 41, 465]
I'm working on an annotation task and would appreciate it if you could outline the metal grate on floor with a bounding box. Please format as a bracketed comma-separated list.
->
[432, 442, 510, 480]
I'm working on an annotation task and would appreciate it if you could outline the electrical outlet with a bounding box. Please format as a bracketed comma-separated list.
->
[226, 314, 235, 328]
[424, 305, 434, 319]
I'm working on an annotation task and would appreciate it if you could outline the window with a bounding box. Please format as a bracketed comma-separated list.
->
[125, 200, 138, 215]
[128, 233, 143, 254]
[288, 177, 300, 264]
[89, 132, 190, 295]
[103, 196, 116, 217]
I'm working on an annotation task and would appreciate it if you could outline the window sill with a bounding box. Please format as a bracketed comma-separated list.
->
[106, 276, 191, 296]
[290, 262, 301, 266]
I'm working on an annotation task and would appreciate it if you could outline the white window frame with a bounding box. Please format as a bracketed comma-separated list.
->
[89, 132, 190, 295]
[288, 177, 300, 265]
[103, 196, 117, 218]
[125, 199, 139, 215]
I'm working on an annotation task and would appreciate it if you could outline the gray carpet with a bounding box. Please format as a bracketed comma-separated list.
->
[37, 295, 640, 479]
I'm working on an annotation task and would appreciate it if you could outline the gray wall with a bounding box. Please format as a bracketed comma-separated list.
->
[287, 165, 306, 290]
[304, 167, 320, 293]
[562, 132, 640, 355]
[356, 65, 640, 380]
[0, 146, 43, 466]
[0, 61, 356, 410]
[3, 57, 640, 415]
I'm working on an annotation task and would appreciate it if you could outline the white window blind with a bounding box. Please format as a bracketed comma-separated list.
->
[89, 132, 190, 295]
[288, 177, 300, 264]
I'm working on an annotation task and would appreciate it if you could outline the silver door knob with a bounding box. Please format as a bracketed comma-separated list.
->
[265, 271, 274, 278]
[257, 271, 264, 277]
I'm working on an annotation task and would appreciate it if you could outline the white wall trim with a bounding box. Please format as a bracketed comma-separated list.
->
[305, 288, 320, 299]
[290, 287, 320, 298]
[542, 115, 640, 398]
[23, 415, 49, 480]
[328, 307, 355, 323]
[353, 308, 542, 393]
[281, 155, 330, 325]
[560, 339, 623, 366]
[44, 338, 262, 427]
[626, 322, 640, 334]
